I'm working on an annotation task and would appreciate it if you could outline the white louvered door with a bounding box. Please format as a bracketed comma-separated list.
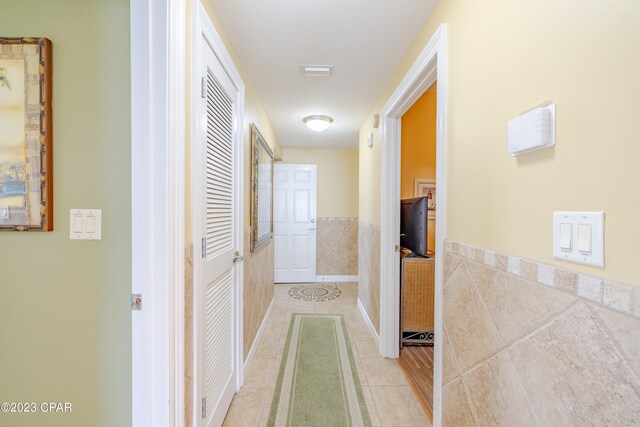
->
[198, 36, 240, 427]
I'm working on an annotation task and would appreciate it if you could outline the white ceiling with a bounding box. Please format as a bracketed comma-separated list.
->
[209, 0, 437, 148]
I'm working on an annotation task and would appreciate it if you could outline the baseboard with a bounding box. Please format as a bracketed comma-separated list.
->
[243, 297, 274, 381]
[357, 298, 380, 347]
[316, 275, 359, 283]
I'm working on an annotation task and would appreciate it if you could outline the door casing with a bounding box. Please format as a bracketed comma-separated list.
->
[131, 0, 186, 425]
[379, 23, 448, 427]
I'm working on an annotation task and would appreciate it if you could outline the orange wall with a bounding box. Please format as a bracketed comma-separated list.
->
[401, 84, 437, 251]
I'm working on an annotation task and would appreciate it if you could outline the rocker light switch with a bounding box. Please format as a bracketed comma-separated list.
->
[577, 224, 592, 253]
[553, 212, 604, 267]
[70, 209, 102, 240]
[559, 223, 572, 250]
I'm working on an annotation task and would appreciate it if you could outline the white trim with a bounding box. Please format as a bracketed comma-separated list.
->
[191, 4, 246, 425]
[243, 298, 275, 380]
[379, 24, 447, 427]
[357, 298, 380, 347]
[131, 0, 186, 426]
[316, 275, 359, 283]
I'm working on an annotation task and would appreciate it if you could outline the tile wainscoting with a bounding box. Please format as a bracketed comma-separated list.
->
[242, 227, 275, 360]
[184, 244, 194, 427]
[443, 240, 640, 426]
[358, 221, 380, 334]
[316, 217, 358, 276]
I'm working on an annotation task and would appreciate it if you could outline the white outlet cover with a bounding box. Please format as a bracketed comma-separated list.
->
[553, 211, 604, 267]
[69, 209, 102, 240]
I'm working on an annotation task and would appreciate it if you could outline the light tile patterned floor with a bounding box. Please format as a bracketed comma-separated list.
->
[223, 282, 431, 427]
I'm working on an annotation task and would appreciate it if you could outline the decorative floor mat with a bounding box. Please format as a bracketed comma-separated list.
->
[267, 314, 371, 427]
[288, 284, 342, 301]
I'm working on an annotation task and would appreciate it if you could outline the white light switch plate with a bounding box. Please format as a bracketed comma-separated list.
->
[69, 209, 102, 240]
[553, 211, 604, 267]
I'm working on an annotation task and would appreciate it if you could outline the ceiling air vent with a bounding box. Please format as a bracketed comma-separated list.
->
[300, 64, 334, 77]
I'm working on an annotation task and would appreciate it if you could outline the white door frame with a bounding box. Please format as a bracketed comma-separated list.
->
[131, 0, 186, 426]
[379, 24, 447, 427]
[191, 3, 246, 424]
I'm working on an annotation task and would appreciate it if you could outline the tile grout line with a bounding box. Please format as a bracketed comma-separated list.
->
[583, 302, 640, 384]
[457, 299, 582, 377]
[503, 346, 543, 427]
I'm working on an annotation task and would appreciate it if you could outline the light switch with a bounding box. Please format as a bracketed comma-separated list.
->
[577, 224, 591, 253]
[73, 214, 84, 233]
[70, 209, 102, 240]
[559, 223, 572, 250]
[553, 212, 604, 268]
[85, 215, 96, 233]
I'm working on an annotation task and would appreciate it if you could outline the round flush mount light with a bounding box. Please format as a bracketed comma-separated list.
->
[303, 115, 333, 132]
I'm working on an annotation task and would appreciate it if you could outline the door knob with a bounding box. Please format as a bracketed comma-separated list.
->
[233, 251, 244, 263]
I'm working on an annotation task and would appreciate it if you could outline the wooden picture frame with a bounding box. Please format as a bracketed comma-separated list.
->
[0, 37, 53, 231]
[250, 123, 273, 252]
[414, 178, 436, 220]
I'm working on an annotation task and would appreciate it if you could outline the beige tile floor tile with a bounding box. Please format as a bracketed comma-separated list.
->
[361, 357, 409, 386]
[223, 283, 431, 426]
[222, 385, 271, 426]
[355, 335, 382, 359]
[243, 357, 276, 386]
[370, 385, 431, 427]
[254, 335, 280, 359]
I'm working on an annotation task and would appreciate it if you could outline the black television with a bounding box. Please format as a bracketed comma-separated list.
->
[400, 197, 428, 256]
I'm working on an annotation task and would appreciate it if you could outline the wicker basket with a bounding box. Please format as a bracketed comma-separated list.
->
[401, 256, 435, 330]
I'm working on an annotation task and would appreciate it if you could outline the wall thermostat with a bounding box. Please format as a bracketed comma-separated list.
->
[508, 103, 556, 156]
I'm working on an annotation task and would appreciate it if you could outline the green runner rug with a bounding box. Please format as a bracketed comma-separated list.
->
[268, 314, 372, 427]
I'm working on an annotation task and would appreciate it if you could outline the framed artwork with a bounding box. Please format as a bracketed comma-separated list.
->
[0, 37, 53, 231]
[414, 178, 436, 219]
[250, 123, 274, 252]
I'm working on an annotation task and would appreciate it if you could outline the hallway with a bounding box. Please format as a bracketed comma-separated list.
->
[222, 283, 431, 427]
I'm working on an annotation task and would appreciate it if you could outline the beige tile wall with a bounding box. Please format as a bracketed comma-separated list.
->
[184, 244, 194, 427]
[317, 217, 358, 276]
[358, 221, 380, 334]
[443, 240, 640, 426]
[243, 227, 275, 360]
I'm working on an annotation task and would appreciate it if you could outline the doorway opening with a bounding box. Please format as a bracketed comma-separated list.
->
[379, 24, 447, 427]
[396, 80, 438, 420]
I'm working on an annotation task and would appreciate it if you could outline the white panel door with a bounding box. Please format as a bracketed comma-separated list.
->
[274, 164, 317, 282]
[197, 35, 241, 427]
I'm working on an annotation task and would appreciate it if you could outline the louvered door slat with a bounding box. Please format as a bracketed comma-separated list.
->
[204, 68, 233, 260]
[205, 270, 232, 418]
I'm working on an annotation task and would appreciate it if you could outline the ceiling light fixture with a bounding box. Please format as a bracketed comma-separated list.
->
[303, 115, 333, 132]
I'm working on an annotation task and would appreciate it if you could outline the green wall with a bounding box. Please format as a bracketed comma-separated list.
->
[0, 1, 131, 426]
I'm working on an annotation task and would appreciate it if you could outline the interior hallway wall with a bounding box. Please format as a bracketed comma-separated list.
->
[0, 1, 131, 426]
[358, 0, 640, 424]
[280, 148, 359, 277]
[358, 132, 381, 332]
[360, 0, 640, 286]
